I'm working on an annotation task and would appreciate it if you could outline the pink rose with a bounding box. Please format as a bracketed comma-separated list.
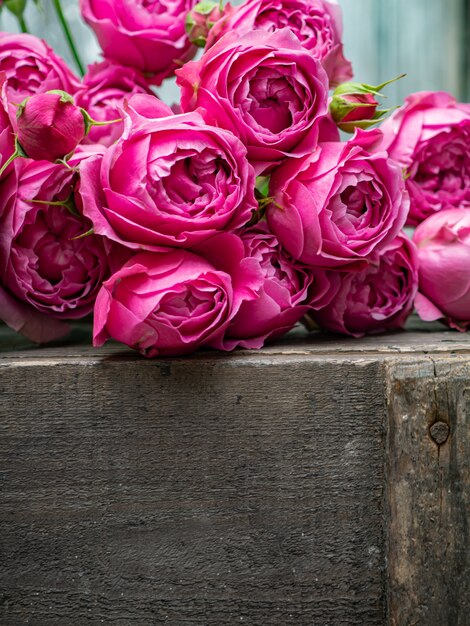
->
[312, 234, 419, 336]
[380, 91, 470, 226]
[266, 129, 409, 267]
[222, 223, 335, 349]
[0, 33, 81, 106]
[93, 233, 263, 357]
[0, 150, 128, 342]
[79, 0, 197, 85]
[207, 0, 352, 87]
[80, 97, 257, 250]
[413, 209, 470, 331]
[17, 91, 86, 161]
[75, 62, 153, 147]
[177, 29, 329, 174]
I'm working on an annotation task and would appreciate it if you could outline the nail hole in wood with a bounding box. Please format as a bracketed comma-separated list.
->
[429, 421, 450, 445]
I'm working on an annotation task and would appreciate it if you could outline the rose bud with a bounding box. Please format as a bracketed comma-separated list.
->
[310, 234, 419, 337]
[16, 91, 86, 162]
[185, 0, 225, 47]
[330, 75, 404, 133]
[413, 208, 470, 331]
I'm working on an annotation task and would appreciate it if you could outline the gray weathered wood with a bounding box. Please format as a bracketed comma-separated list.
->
[386, 357, 470, 626]
[0, 322, 469, 624]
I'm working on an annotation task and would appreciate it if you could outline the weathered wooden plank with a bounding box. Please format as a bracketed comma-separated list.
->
[2, 317, 470, 360]
[0, 354, 387, 624]
[386, 357, 470, 626]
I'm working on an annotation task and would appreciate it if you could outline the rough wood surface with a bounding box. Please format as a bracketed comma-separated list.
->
[0, 344, 386, 625]
[386, 357, 470, 626]
[0, 323, 469, 625]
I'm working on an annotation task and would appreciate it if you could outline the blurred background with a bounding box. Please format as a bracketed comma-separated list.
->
[1, 0, 469, 105]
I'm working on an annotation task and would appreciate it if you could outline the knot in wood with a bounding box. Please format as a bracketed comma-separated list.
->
[429, 421, 450, 445]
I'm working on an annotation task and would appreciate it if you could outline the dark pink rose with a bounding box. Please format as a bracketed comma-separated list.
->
[0, 284, 70, 344]
[413, 209, 470, 331]
[266, 129, 409, 267]
[17, 91, 86, 161]
[0, 33, 81, 107]
[312, 234, 418, 336]
[74, 61, 154, 147]
[380, 91, 470, 226]
[0, 150, 128, 342]
[206, 0, 352, 87]
[80, 98, 257, 250]
[177, 29, 329, 174]
[79, 0, 197, 85]
[93, 233, 263, 357]
[222, 223, 335, 349]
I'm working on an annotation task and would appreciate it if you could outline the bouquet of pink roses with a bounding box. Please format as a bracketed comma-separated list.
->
[0, 0, 468, 356]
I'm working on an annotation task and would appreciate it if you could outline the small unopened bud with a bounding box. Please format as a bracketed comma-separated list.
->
[185, 0, 224, 47]
[16, 90, 86, 162]
[330, 75, 405, 133]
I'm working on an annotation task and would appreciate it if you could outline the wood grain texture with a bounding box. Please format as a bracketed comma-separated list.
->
[0, 351, 387, 625]
[386, 356, 470, 626]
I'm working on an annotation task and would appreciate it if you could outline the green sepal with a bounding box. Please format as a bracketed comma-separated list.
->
[46, 89, 75, 104]
[255, 175, 270, 199]
[330, 97, 377, 123]
[337, 105, 401, 133]
[333, 74, 406, 100]
[70, 227, 94, 241]
[192, 0, 219, 15]
[5, 0, 27, 19]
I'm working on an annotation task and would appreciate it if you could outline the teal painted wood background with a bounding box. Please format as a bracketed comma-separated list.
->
[1, 0, 469, 104]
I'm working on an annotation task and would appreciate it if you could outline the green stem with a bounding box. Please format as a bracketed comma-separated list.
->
[52, 0, 85, 76]
[0, 150, 19, 178]
[18, 14, 28, 33]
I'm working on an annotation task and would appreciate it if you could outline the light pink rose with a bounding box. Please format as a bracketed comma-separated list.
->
[380, 91, 470, 226]
[222, 223, 335, 349]
[177, 29, 329, 174]
[17, 92, 86, 161]
[93, 233, 263, 357]
[74, 61, 154, 147]
[266, 129, 409, 267]
[413, 208, 470, 331]
[207, 0, 352, 87]
[79, 0, 197, 85]
[0, 150, 129, 342]
[0, 33, 81, 107]
[312, 234, 419, 336]
[80, 96, 257, 250]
